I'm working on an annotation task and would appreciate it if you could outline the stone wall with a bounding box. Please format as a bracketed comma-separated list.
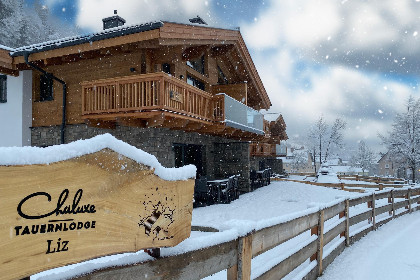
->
[250, 157, 284, 174]
[213, 142, 251, 192]
[31, 124, 252, 190]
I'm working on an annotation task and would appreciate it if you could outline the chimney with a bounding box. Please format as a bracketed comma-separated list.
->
[102, 10, 126, 30]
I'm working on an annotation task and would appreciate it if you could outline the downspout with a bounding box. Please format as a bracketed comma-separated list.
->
[24, 52, 67, 144]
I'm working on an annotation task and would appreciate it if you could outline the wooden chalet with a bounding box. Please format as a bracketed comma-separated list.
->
[0, 14, 287, 191]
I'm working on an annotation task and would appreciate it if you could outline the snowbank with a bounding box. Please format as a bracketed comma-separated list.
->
[0, 133, 196, 181]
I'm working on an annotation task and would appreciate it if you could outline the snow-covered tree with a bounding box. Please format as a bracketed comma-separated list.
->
[350, 140, 375, 174]
[380, 96, 420, 182]
[290, 149, 309, 173]
[0, 0, 78, 48]
[307, 116, 346, 171]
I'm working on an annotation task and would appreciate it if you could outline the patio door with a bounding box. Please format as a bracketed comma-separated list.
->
[173, 143, 204, 177]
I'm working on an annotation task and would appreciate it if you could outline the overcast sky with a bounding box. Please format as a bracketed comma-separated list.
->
[29, 0, 420, 154]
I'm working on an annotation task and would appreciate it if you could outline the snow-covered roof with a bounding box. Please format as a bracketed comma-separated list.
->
[11, 21, 164, 56]
[0, 133, 196, 181]
[330, 165, 367, 173]
[325, 159, 341, 166]
[0, 44, 15, 52]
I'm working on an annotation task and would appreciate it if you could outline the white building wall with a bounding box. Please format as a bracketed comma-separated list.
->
[0, 70, 32, 147]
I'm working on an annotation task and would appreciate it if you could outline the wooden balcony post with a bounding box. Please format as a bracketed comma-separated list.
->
[159, 75, 165, 107]
[115, 82, 120, 109]
[81, 86, 86, 114]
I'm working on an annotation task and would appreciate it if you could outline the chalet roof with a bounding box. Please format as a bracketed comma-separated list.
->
[10, 21, 164, 57]
[5, 20, 271, 109]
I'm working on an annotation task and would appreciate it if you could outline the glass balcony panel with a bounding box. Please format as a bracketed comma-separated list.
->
[221, 94, 264, 134]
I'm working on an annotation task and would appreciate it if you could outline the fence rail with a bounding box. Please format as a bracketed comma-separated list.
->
[273, 178, 408, 192]
[72, 187, 420, 280]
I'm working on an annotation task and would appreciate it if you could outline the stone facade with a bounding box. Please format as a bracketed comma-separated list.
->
[213, 142, 251, 192]
[31, 124, 253, 189]
[250, 157, 284, 174]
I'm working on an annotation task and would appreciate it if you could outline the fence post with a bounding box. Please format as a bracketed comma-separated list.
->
[372, 193, 376, 230]
[407, 188, 412, 213]
[227, 234, 252, 280]
[392, 190, 395, 218]
[310, 210, 325, 275]
[345, 200, 350, 246]
[388, 190, 392, 216]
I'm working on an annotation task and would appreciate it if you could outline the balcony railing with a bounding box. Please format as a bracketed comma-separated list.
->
[215, 94, 264, 135]
[81, 73, 215, 122]
[81, 73, 265, 136]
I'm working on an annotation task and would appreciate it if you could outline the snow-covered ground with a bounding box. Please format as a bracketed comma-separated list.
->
[319, 211, 420, 280]
[31, 180, 419, 280]
[33, 181, 353, 280]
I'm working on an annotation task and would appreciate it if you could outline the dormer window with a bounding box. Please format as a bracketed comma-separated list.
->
[187, 55, 205, 75]
[0, 75, 6, 103]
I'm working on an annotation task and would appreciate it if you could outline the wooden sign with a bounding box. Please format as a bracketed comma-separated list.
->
[0, 149, 194, 280]
[170, 90, 184, 103]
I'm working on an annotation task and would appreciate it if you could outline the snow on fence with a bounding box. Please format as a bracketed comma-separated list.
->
[273, 178, 407, 192]
[71, 187, 420, 280]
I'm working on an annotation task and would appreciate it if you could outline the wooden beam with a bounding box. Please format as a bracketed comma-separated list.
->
[0, 65, 18, 76]
[184, 122, 204, 131]
[147, 113, 165, 127]
[164, 118, 190, 129]
[85, 119, 116, 129]
[117, 117, 147, 128]
[210, 45, 235, 57]
[199, 124, 226, 134]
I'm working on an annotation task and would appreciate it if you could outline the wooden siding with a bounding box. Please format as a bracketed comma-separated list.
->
[0, 48, 17, 76]
[211, 83, 247, 105]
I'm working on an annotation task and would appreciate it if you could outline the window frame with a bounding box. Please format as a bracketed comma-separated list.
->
[186, 55, 205, 75]
[39, 74, 53, 102]
[187, 74, 205, 91]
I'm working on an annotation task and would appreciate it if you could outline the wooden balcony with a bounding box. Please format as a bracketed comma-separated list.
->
[81, 73, 266, 140]
[250, 143, 277, 157]
[82, 72, 215, 121]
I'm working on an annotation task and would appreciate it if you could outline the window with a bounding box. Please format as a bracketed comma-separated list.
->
[162, 63, 171, 75]
[186, 55, 205, 74]
[385, 164, 389, 169]
[40, 74, 53, 101]
[0, 75, 6, 103]
[217, 66, 228, 85]
[187, 75, 205, 91]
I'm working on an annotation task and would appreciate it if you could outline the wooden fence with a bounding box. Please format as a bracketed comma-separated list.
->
[273, 178, 408, 192]
[73, 187, 420, 280]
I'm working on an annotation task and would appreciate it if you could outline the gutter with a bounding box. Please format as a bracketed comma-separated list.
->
[24, 52, 67, 144]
